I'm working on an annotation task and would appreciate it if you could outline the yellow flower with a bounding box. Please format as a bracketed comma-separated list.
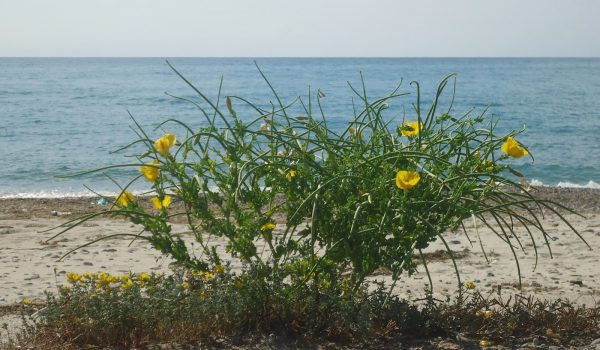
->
[110, 275, 120, 283]
[260, 222, 276, 231]
[181, 282, 190, 289]
[66, 272, 82, 284]
[139, 160, 160, 182]
[213, 265, 225, 274]
[479, 339, 491, 347]
[203, 272, 214, 281]
[121, 279, 134, 290]
[501, 136, 529, 158]
[400, 121, 422, 137]
[154, 132, 176, 157]
[477, 308, 493, 319]
[151, 195, 172, 210]
[286, 169, 297, 181]
[116, 191, 135, 207]
[465, 281, 476, 289]
[21, 298, 32, 305]
[99, 272, 111, 286]
[138, 272, 151, 285]
[395, 170, 421, 190]
[120, 274, 131, 282]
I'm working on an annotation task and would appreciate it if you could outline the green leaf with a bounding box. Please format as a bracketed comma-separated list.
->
[508, 167, 525, 178]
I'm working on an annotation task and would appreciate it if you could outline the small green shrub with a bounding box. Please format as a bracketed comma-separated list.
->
[29, 269, 419, 347]
[23, 271, 600, 348]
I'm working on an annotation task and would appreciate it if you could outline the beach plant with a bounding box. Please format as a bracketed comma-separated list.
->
[20, 270, 600, 348]
[23, 269, 424, 347]
[50, 62, 586, 296]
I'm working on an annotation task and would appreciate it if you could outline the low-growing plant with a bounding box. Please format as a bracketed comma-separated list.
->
[25, 269, 417, 347]
[50, 62, 585, 296]
[419, 284, 600, 348]
[16, 271, 600, 349]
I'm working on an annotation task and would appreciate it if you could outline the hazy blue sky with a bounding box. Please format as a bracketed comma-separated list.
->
[1, 0, 599, 57]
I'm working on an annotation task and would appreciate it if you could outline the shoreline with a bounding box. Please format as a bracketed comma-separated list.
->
[1, 186, 600, 221]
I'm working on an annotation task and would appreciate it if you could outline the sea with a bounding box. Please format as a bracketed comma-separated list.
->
[1, 58, 599, 198]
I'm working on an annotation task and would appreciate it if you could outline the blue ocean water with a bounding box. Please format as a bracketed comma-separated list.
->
[1, 58, 599, 198]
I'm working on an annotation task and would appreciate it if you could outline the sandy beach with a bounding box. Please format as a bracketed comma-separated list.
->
[1, 187, 600, 343]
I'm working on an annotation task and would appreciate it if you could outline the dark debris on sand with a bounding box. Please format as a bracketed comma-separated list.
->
[0, 187, 598, 222]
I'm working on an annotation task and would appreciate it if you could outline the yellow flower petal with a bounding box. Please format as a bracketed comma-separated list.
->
[395, 170, 421, 190]
[164, 195, 172, 207]
[476, 308, 493, 318]
[151, 195, 172, 210]
[465, 281, 476, 289]
[479, 339, 491, 347]
[203, 272, 214, 281]
[139, 160, 160, 182]
[121, 279, 134, 290]
[138, 273, 151, 283]
[66, 272, 82, 284]
[154, 132, 176, 156]
[400, 121, 423, 137]
[260, 222, 276, 231]
[286, 169, 297, 181]
[501, 136, 529, 158]
[116, 191, 135, 207]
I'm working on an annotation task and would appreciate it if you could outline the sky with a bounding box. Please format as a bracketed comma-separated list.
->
[1, 0, 599, 57]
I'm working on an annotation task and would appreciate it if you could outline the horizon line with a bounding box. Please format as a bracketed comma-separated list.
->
[1, 56, 599, 59]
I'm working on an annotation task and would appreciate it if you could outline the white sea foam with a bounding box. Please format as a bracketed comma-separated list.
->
[529, 178, 545, 187]
[556, 180, 600, 189]
[0, 189, 147, 199]
[529, 179, 600, 189]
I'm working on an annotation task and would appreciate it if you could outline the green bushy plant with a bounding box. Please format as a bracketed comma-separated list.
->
[51, 62, 584, 294]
